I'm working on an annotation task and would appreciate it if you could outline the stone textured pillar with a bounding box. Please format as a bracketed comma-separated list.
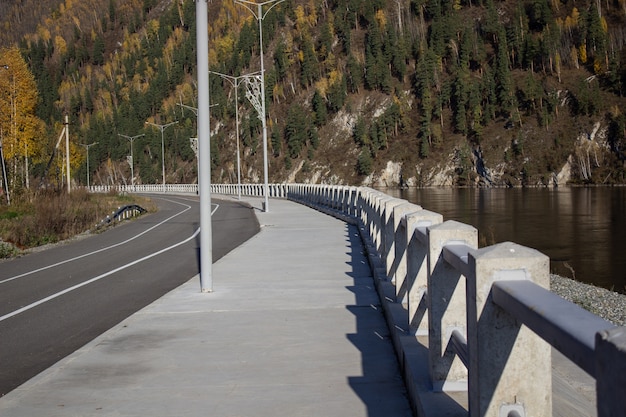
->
[467, 242, 551, 417]
[427, 220, 477, 391]
[405, 210, 443, 335]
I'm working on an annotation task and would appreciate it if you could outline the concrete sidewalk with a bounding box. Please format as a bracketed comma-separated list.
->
[0, 198, 413, 417]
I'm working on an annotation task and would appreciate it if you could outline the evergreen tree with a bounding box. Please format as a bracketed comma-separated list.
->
[284, 104, 308, 158]
[300, 34, 318, 87]
[271, 127, 282, 157]
[346, 53, 363, 93]
[353, 117, 368, 147]
[587, 5, 606, 64]
[312, 90, 327, 126]
[452, 69, 470, 135]
[327, 73, 347, 112]
[391, 30, 408, 81]
[274, 40, 289, 81]
[495, 30, 516, 119]
[319, 20, 334, 61]
[356, 148, 373, 175]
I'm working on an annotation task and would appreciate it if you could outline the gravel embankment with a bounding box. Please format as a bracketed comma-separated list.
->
[550, 275, 626, 326]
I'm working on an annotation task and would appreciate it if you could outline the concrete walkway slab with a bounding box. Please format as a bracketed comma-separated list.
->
[0, 198, 413, 417]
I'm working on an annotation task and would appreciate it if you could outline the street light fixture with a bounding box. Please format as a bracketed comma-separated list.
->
[210, 70, 261, 201]
[80, 142, 98, 188]
[145, 120, 178, 192]
[118, 133, 145, 187]
[177, 102, 218, 189]
[0, 64, 10, 205]
[234, 0, 287, 212]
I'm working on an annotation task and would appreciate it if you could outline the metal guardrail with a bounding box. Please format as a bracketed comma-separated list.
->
[96, 204, 147, 228]
[87, 182, 626, 416]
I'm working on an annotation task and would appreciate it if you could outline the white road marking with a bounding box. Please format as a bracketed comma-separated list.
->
[0, 198, 217, 285]
[0, 227, 201, 322]
[0, 197, 219, 321]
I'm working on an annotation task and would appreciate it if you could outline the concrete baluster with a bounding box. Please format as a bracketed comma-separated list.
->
[346, 187, 355, 216]
[467, 242, 551, 417]
[381, 199, 407, 282]
[372, 193, 389, 255]
[406, 210, 443, 335]
[361, 189, 377, 246]
[427, 220, 477, 392]
[390, 203, 422, 303]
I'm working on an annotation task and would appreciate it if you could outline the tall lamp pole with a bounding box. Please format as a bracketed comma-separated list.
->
[210, 71, 261, 201]
[145, 120, 178, 192]
[80, 142, 98, 188]
[0, 65, 9, 204]
[234, 0, 286, 212]
[118, 133, 145, 187]
[196, 0, 213, 292]
[177, 102, 218, 187]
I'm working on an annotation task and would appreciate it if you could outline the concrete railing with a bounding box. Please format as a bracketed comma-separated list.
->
[89, 184, 199, 194]
[209, 183, 626, 417]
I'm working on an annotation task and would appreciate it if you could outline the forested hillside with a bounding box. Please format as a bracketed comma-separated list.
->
[1, 0, 626, 189]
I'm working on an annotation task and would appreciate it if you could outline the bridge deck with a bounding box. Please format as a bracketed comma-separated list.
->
[0, 197, 413, 417]
[0, 197, 596, 416]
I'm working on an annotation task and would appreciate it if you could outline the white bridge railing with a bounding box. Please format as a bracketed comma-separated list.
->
[89, 182, 625, 416]
[210, 183, 626, 417]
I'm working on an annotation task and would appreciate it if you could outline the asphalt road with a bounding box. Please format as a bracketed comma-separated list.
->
[0, 194, 259, 396]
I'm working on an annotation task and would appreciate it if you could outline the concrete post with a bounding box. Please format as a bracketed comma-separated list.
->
[362, 190, 378, 246]
[391, 203, 422, 303]
[596, 326, 626, 417]
[374, 195, 394, 257]
[405, 209, 443, 335]
[368, 192, 382, 250]
[467, 242, 551, 417]
[382, 198, 407, 281]
[427, 220, 477, 391]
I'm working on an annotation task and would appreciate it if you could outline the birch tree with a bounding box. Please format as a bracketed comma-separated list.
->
[0, 46, 46, 191]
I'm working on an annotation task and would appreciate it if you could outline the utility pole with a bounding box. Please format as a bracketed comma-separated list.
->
[145, 120, 178, 192]
[80, 142, 98, 188]
[118, 133, 145, 187]
[64, 115, 71, 194]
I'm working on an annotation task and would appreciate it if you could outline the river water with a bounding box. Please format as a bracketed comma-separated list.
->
[380, 187, 626, 294]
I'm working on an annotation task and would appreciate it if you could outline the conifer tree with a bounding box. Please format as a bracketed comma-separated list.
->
[346, 53, 363, 93]
[312, 90, 327, 126]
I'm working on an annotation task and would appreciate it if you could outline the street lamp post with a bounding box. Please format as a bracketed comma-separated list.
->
[118, 133, 145, 187]
[177, 102, 218, 188]
[234, 0, 287, 212]
[0, 64, 10, 204]
[80, 142, 98, 188]
[145, 121, 178, 192]
[210, 70, 261, 201]
[196, 0, 213, 292]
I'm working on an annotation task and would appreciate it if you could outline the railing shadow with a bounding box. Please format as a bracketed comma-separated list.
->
[342, 223, 414, 416]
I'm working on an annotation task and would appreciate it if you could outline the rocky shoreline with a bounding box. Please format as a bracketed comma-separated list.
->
[551, 274, 626, 326]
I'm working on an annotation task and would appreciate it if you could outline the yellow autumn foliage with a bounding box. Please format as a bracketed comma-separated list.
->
[375, 10, 387, 29]
[0, 46, 46, 163]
